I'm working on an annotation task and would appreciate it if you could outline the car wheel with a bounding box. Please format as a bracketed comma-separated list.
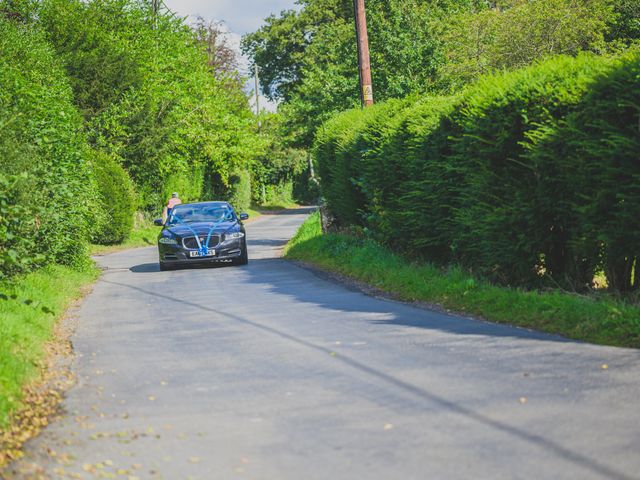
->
[234, 241, 248, 266]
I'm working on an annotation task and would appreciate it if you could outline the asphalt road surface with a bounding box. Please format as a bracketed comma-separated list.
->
[7, 208, 640, 480]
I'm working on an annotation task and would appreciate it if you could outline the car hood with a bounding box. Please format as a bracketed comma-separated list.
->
[165, 221, 238, 237]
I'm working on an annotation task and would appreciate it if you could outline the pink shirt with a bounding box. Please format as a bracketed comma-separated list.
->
[167, 198, 181, 209]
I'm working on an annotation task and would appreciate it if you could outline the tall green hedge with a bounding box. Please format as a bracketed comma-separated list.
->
[91, 151, 136, 245]
[38, 0, 261, 210]
[554, 49, 640, 292]
[449, 55, 616, 287]
[315, 51, 640, 293]
[0, 19, 95, 279]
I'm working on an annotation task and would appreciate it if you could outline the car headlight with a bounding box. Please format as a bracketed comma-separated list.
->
[159, 237, 179, 245]
[224, 232, 245, 241]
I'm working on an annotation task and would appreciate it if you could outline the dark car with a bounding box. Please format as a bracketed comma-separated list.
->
[154, 201, 249, 271]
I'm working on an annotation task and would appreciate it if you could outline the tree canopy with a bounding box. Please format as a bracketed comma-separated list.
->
[243, 0, 640, 148]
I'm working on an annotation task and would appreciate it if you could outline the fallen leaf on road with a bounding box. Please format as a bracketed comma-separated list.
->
[384, 423, 394, 431]
[519, 397, 528, 404]
[188, 456, 201, 464]
[601, 364, 609, 370]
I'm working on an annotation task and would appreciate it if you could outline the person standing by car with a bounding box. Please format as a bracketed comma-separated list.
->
[163, 192, 182, 222]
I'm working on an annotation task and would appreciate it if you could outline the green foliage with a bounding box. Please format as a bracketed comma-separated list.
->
[244, 0, 637, 153]
[450, 54, 617, 287]
[314, 52, 639, 294]
[286, 212, 640, 348]
[0, 263, 100, 428]
[243, 0, 478, 148]
[0, 18, 95, 279]
[438, 0, 616, 87]
[38, 0, 261, 210]
[227, 169, 252, 213]
[606, 0, 640, 46]
[91, 151, 136, 245]
[555, 48, 640, 292]
[252, 114, 309, 205]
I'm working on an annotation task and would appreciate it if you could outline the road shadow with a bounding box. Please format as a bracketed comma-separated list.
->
[129, 261, 236, 273]
[247, 238, 288, 248]
[241, 259, 578, 344]
[256, 206, 317, 216]
[129, 263, 159, 273]
[98, 263, 638, 480]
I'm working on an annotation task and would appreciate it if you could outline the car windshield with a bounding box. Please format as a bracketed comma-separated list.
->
[168, 204, 235, 225]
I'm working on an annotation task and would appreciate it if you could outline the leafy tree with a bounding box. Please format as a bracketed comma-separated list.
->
[438, 0, 616, 86]
[606, 0, 640, 46]
[38, 0, 261, 210]
[91, 150, 137, 245]
[251, 113, 308, 205]
[243, 0, 478, 148]
[0, 16, 96, 277]
[242, 0, 353, 103]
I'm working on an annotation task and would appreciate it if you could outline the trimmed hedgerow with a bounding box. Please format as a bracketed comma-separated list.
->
[448, 54, 617, 288]
[314, 50, 640, 294]
[543, 48, 640, 292]
[227, 169, 252, 213]
[0, 19, 96, 279]
[91, 151, 137, 245]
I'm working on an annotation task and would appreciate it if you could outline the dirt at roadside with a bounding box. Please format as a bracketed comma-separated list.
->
[0, 285, 93, 479]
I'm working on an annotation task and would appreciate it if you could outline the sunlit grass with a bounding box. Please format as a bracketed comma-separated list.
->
[285, 212, 640, 348]
[0, 264, 100, 427]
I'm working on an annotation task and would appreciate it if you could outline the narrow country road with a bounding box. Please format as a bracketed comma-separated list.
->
[7, 208, 640, 480]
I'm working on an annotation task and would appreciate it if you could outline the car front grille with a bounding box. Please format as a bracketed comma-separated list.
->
[182, 235, 220, 250]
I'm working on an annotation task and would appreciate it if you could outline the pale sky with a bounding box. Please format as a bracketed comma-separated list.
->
[163, 0, 299, 111]
[163, 0, 299, 35]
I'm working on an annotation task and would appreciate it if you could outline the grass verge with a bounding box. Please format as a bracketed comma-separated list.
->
[90, 220, 159, 256]
[0, 263, 100, 430]
[285, 212, 640, 349]
[253, 202, 299, 211]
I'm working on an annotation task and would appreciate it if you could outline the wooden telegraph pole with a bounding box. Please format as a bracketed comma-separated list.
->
[353, 0, 374, 107]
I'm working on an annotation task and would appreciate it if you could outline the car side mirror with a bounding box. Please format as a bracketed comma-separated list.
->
[154, 219, 164, 226]
[239, 213, 249, 221]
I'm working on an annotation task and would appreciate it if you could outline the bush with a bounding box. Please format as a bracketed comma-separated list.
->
[91, 151, 136, 245]
[314, 106, 384, 226]
[449, 54, 616, 287]
[562, 48, 640, 292]
[228, 169, 252, 213]
[38, 0, 260, 212]
[0, 18, 95, 279]
[314, 51, 639, 294]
